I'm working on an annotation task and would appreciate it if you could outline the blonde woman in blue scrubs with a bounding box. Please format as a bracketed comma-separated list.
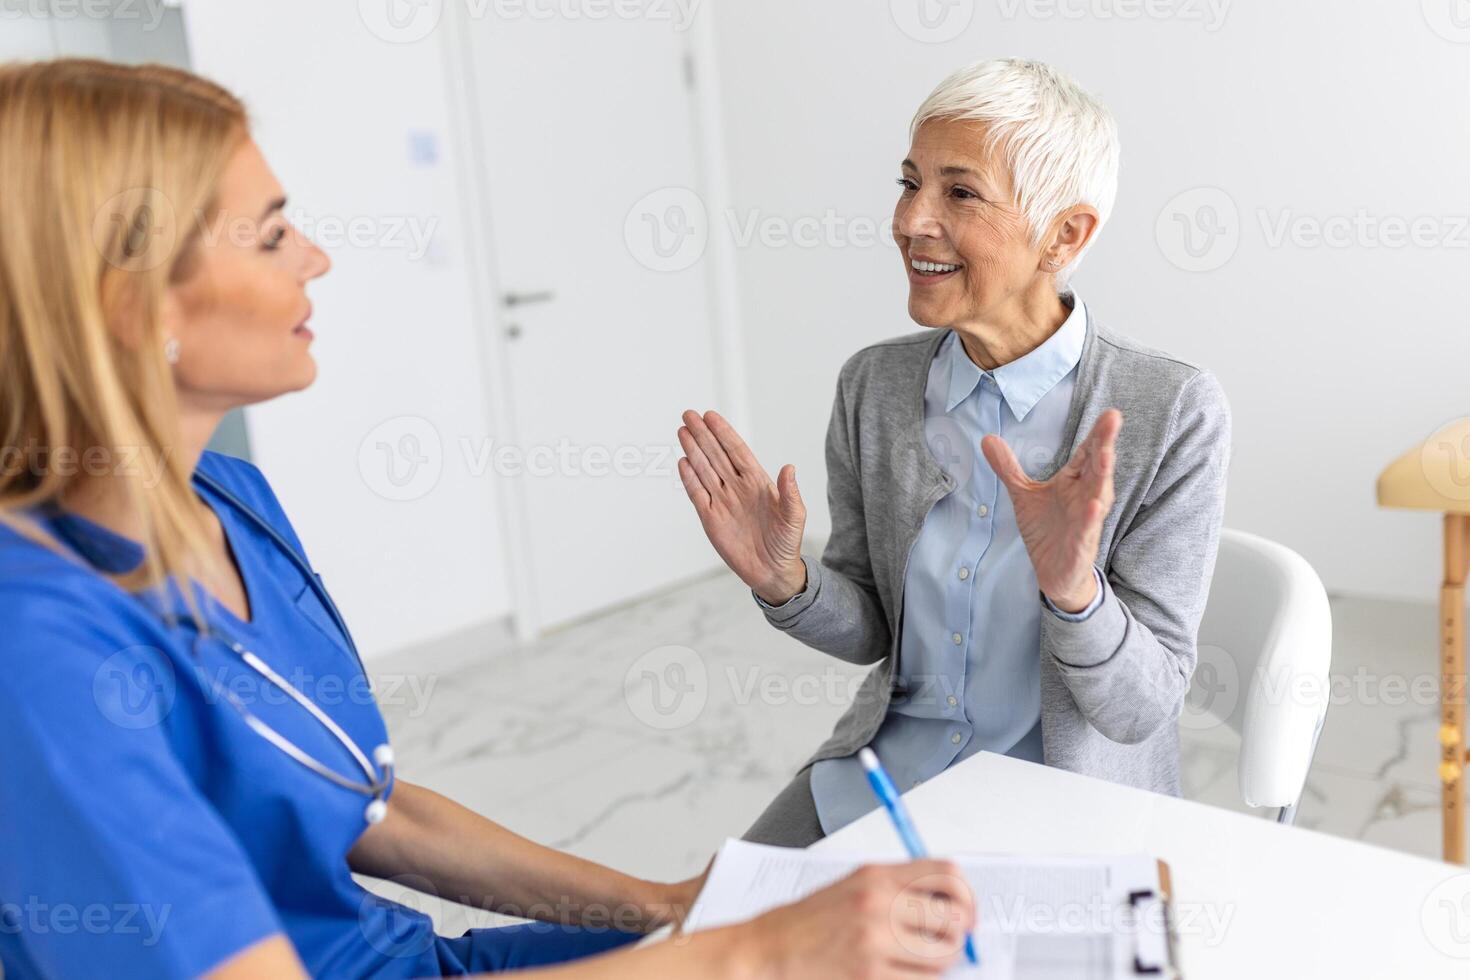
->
[0, 61, 975, 979]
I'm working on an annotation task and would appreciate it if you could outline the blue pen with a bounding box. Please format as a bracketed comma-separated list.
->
[859, 747, 979, 967]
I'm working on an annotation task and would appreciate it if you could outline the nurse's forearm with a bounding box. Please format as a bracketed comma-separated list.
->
[347, 780, 695, 931]
[472, 924, 755, 980]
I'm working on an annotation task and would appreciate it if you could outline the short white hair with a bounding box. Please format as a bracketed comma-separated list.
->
[910, 58, 1120, 286]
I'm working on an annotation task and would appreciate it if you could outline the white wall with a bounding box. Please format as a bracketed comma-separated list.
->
[183, 1, 513, 657]
[0, 1, 191, 61]
[706, 0, 1470, 602]
[0, 12, 57, 59]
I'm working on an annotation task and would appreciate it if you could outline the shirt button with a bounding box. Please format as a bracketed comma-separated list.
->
[977, 503, 989, 518]
[958, 566, 970, 581]
[951, 632, 963, 645]
[951, 732, 963, 744]
[947, 695, 958, 707]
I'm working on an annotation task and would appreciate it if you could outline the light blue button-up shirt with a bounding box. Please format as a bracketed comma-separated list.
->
[809, 291, 1102, 835]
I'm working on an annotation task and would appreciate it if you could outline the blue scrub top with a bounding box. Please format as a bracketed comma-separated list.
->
[0, 452, 445, 977]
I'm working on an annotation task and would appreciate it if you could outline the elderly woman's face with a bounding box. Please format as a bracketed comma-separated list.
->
[893, 117, 1043, 329]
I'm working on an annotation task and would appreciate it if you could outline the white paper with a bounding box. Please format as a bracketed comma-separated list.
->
[685, 839, 1167, 979]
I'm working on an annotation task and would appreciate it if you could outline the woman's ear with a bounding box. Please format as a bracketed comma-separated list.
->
[158, 288, 186, 361]
[1042, 205, 1101, 272]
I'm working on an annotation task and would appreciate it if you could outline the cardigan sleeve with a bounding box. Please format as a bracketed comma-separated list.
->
[1040, 369, 1233, 744]
[751, 370, 893, 666]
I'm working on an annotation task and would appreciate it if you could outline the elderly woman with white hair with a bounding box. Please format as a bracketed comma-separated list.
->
[678, 58, 1232, 845]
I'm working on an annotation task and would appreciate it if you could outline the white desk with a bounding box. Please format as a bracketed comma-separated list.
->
[812, 752, 1469, 978]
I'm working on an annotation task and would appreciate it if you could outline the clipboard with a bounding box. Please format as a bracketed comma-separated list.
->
[1120, 859, 1182, 978]
[682, 839, 1186, 979]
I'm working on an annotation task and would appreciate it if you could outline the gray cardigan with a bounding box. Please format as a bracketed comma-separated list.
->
[759, 311, 1232, 797]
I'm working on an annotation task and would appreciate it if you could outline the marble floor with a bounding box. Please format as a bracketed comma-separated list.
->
[363, 568, 1458, 932]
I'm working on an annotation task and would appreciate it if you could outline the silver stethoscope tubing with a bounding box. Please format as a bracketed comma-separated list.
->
[185, 470, 394, 824]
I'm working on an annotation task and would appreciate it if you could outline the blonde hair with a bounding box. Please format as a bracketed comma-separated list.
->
[0, 58, 250, 623]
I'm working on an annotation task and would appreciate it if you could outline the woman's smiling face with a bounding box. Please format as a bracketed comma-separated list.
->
[166, 137, 332, 415]
[893, 117, 1047, 330]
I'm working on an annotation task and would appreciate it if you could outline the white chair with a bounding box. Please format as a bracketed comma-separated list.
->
[1187, 529, 1332, 825]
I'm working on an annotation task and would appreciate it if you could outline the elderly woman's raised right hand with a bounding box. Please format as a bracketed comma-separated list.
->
[677, 409, 808, 605]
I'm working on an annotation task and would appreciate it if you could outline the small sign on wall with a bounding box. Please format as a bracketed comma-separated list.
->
[407, 129, 439, 167]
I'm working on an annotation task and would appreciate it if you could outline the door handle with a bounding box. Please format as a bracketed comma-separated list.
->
[502, 290, 556, 308]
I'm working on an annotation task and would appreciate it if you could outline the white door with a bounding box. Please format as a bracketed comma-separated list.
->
[458, 14, 727, 631]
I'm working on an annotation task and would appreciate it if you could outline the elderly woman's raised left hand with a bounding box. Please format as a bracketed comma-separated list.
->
[980, 408, 1122, 614]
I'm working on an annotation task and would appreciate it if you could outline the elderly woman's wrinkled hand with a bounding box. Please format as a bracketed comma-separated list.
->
[981, 408, 1122, 613]
[677, 409, 808, 605]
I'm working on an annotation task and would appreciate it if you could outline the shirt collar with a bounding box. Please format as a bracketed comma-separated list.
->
[35, 501, 145, 574]
[943, 289, 1087, 421]
[31, 471, 227, 577]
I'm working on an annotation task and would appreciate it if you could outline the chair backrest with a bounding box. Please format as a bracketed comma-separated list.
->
[1189, 529, 1332, 810]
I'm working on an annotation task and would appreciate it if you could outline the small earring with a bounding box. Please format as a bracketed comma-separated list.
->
[163, 337, 181, 365]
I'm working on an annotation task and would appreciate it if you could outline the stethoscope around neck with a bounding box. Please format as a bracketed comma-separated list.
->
[173, 470, 395, 825]
[189, 624, 395, 825]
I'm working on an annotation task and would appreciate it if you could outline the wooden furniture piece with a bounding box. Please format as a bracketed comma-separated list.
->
[1378, 418, 1470, 863]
